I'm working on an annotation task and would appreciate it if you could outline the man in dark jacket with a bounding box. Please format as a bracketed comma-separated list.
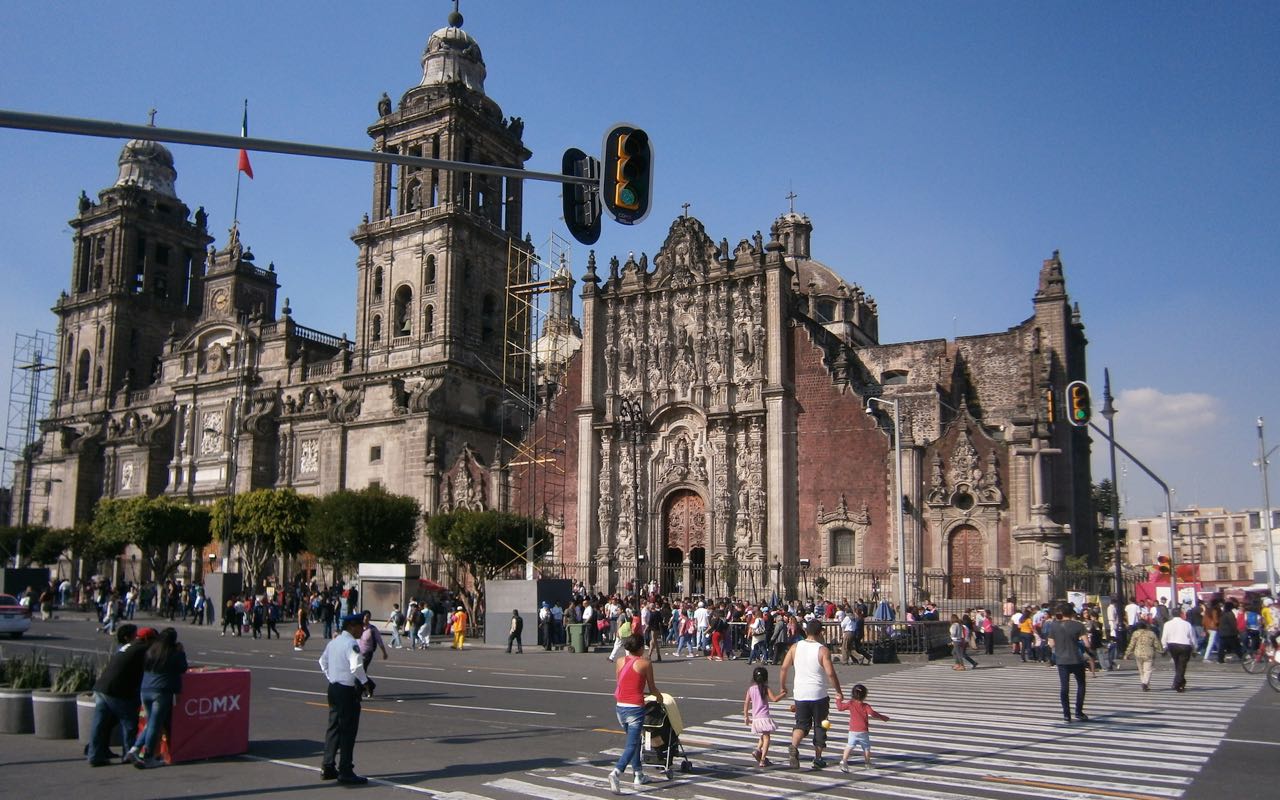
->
[86, 624, 153, 765]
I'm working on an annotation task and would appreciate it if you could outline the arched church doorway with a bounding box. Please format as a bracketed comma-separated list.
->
[948, 525, 984, 600]
[690, 548, 706, 597]
[664, 489, 706, 598]
[663, 547, 683, 596]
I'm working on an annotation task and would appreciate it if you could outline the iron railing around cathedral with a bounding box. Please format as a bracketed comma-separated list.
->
[525, 560, 1148, 610]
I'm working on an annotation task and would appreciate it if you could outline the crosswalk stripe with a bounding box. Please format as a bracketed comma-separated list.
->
[481, 663, 1257, 799]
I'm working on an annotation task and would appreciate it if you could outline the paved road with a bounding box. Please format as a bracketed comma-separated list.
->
[3, 614, 1276, 799]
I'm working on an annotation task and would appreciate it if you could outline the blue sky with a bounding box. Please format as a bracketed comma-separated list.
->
[1, 1, 1276, 517]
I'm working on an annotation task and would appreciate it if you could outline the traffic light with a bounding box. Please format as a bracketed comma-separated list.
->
[601, 124, 653, 225]
[561, 148, 601, 245]
[1066, 380, 1092, 427]
[1157, 554, 1171, 575]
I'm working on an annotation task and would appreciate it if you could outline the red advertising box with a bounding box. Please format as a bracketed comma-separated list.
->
[167, 667, 251, 763]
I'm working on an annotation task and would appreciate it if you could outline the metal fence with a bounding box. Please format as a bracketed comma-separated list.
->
[521, 559, 1147, 609]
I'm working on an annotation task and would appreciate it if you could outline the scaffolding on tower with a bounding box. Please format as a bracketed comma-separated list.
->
[4, 330, 57, 531]
[503, 232, 574, 573]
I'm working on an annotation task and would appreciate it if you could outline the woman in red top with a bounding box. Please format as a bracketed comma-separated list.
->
[608, 635, 659, 794]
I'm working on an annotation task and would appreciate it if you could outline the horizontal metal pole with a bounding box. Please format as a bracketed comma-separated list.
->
[0, 109, 596, 187]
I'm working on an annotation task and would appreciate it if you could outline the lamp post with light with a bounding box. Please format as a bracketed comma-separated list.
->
[866, 396, 907, 613]
[1099, 370, 1124, 599]
[1257, 418, 1277, 593]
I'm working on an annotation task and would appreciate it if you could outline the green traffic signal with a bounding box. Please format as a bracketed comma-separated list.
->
[1066, 380, 1091, 427]
[601, 124, 653, 225]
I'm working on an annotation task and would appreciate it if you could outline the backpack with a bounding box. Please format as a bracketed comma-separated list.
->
[618, 619, 633, 638]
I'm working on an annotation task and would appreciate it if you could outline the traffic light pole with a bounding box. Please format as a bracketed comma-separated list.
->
[1099, 370, 1124, 598]
[0, 109, 597, 187]
[1089, 422, 1179, 606]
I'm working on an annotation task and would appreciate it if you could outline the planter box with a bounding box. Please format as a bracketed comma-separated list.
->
[0, 687, 34, 734]
[33, 689, 77, 739]
[76, 692, 123, 748]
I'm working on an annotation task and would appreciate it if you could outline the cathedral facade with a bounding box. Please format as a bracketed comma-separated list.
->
[27, 14, 1091, 604]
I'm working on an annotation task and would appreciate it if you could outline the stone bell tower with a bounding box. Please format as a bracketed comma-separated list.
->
[53, 135, 211, 417]
[351, 7, 531, 381]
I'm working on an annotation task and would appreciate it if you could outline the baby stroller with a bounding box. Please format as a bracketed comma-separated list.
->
[642, 692, 692, 777]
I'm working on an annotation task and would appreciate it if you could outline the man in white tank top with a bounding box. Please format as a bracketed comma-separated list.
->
[779, 618, 844, 769]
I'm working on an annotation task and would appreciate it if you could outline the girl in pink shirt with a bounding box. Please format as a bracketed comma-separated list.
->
[835, 683, 890, 772]
[742, 666, 786, 767]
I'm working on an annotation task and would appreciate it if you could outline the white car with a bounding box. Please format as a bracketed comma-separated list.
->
[0, 594, 32, 638]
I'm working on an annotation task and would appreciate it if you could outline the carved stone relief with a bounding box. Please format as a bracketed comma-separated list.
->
[298, 438, 319, 475]
[200, 410, 224, 455]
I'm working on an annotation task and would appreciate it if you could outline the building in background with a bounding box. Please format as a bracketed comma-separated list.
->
[24, 12, 1094, 603]
[1125, 506, 1280, 590]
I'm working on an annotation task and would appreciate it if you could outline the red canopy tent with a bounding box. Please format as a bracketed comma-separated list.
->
[417, 578, 447, 593]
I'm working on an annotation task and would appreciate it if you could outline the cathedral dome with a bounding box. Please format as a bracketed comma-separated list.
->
[114, 137, 177, 198]
[419, 12, 486, 94]
[793, 258, 845, 297]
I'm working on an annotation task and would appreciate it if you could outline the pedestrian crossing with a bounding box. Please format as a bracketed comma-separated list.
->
[467, 663, 1260, 799]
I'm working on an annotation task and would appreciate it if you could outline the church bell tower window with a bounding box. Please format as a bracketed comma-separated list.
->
[371, 315, 382, 344]
[76, 350, 90, 392]
[394, 286, 413, 337]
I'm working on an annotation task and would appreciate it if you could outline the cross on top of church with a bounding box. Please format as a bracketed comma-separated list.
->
[147, 108, 157, 126]
[786, 190, 798, 213]
[681, 202, 691, 218]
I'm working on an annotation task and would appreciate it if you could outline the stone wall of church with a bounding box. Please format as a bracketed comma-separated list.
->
[790, 325, 891, 569]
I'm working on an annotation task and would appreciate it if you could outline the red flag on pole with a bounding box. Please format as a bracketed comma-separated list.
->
[238, 102, 254, 179]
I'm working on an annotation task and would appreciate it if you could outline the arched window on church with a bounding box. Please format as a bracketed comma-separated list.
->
[424, 305, 434, 338]
[76, 350, 90, 392]
[372, 267, 385, 302]
[394, 286, 413, 337]
[65, 337, 74, 362]
[814, 298, 837, 323]
[62, 372, 71, 398]
[371, 315, 382, 344]
[881, 369, 909, 386]
[831, 528, 855, 566]
[94, 366, 103, 390]
[96, 327, 105, 353]
[424, 254, 437, 287]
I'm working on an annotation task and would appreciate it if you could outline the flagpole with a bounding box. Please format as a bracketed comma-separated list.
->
[233, 99, 247, 226]
[233, 164, 242, 226]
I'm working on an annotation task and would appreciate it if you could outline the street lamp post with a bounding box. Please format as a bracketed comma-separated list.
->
[205, 423, 237, 574]
[1257, 417, 1277, 593]
[867, 396, 907, 613]
[1099, 370, 1124, 599]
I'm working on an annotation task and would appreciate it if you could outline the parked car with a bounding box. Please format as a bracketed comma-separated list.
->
[0, 594, 32, 638]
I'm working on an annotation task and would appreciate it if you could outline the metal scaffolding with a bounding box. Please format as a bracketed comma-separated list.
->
[502, 233, 574, 564]
[5, 330, 57, 528]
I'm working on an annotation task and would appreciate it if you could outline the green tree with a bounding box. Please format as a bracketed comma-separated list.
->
[1093, 480, 1127, 568]
[426, 509, 551, 632]
[23, 526, 67, 566]
[91, 496, 212, 582]
[211, 488, 315, 591]
[305, 486, 421, 581]
[0, 525, 49, 567]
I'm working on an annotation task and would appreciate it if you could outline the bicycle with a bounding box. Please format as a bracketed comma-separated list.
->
[1242, 636, 1278, 674]
[1268, 660, 1280, 692]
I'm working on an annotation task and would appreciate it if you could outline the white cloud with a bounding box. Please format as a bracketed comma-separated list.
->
[1091, 388, 1225, 515]
[1116, 387, 1220, 437]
